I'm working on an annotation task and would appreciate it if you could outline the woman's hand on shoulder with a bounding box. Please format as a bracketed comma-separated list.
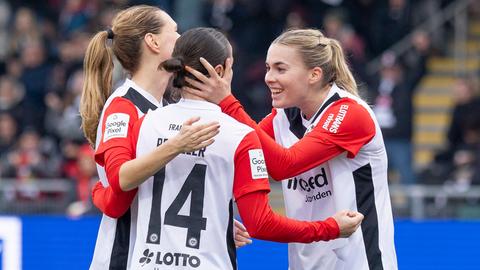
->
[169, 116, 220, 153]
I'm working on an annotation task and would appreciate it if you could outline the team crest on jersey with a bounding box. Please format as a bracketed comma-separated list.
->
[103, 113, 129, 142]
[248, 149, 268, 179]
[322, 104, 349, 133]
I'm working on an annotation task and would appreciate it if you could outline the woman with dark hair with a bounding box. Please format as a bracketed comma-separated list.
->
[124, 27, 363, 270]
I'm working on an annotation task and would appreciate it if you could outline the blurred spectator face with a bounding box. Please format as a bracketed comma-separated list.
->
[14, 8, 36, 33]
[380, 52, 403, 82]
[59, 33, 90, 63]
[62, 140, 80, 160]
[453, 79, 474, 104]
[324, 13, 343, 38]
[286, 10, 307, 29]
[5, 58, 22, 78]
[0, 113, 17, 143]
[390, 0, 406, 10]
[21, 41, 45, 68]
[65, 0, 84, 13]
[99, 8, 118, 29]
[18, 130, 40, 152]
[67, 69, 84, 96]
[412, 31, 430, 52]
[0, 76, 24, 108]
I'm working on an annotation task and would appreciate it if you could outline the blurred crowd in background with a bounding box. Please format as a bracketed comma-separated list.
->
[0, 0, 479, 216]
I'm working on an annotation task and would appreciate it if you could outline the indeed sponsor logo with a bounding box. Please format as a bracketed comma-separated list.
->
[287, 167, 329, 192]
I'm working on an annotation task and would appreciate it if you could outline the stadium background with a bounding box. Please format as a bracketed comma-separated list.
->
[0, 0, 479, 269]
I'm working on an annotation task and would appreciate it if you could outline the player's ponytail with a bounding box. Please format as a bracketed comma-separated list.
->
[80, 30, 114, 146]
[328, 38, 358, 96]
[161, 57, 187, 88]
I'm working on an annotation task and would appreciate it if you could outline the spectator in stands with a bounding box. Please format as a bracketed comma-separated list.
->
[401, 30, 432, 90]
[44, 68, 84, 142]
[19, 40, 52, 133]
[369, 52, 416, 184]
[0, 112, 18, 157]
[371, 0, 412, 55]
[439, 78, 480, 186]
[0, 75, 26, 126]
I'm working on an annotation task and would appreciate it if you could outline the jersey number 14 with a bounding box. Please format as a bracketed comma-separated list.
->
[146, 164, 207, 249]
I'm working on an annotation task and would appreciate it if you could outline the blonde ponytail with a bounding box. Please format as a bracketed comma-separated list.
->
[328, 39, 358, 96]
[80, 31, 114, 146]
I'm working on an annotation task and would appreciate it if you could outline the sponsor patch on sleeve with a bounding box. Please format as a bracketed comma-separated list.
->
[103, 113, 130, 142]
[248, 149, 268, 179]
[322, 104, 349, 133]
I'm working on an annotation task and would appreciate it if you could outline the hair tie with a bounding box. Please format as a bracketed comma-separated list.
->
[318, 37, 329, 47]
[106, 28, 115, 40]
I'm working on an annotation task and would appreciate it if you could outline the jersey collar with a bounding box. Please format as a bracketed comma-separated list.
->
[302, 83, 342, 126]
[177, 98, 221, 111]
[124, 78, 162, 108]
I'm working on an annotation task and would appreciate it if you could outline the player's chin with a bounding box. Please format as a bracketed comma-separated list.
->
[271, 98, 289, 109]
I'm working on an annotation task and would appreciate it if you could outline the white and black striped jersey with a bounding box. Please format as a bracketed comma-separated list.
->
[90, 79, 163, 270]
[270, 84, 398, 270]
[129, 99, 270, 270]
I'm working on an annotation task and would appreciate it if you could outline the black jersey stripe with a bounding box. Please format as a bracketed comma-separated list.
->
[226, 200, 237, 270]
[146, 168, 166, 244]
[108, 88, 159, 269]
[284, 93, 341, 139]
[109, 209, 131, 270]
[284, 107, 306, 139]
[353, 163, 384, 270]
[123, 87, 158, 114]
[310, 92, 341, 124]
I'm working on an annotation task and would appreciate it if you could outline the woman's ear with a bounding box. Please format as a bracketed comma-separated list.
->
[309, 67, 323, 84]
[144, 33, 161, 53]
[215, 65, 225, 77]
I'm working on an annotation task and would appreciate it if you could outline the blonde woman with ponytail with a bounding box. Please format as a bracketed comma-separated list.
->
[82, 6, 220, 270]
[186, 28, 398, 270]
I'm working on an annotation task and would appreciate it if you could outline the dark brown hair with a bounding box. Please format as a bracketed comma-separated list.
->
[80, 5, 166, 146]
[161, 27, 230, 88]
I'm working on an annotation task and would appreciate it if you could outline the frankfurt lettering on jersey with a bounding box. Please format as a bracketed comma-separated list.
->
[157, 138, 206, 157]
[168, 124, 182, 131]
[103, 113, 129, 142]
[322, 104, 349, 133]
[248, 149, 268, 179]
[138, 248, 201, 268]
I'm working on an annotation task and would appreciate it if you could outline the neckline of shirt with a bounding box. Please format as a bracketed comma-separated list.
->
[124, 78, 162, 108]
[177, 98, 221, 111]
[301, 83, 342, 125]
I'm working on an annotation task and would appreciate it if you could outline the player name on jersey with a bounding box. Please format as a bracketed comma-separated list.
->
[157, 138, 207, 157]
